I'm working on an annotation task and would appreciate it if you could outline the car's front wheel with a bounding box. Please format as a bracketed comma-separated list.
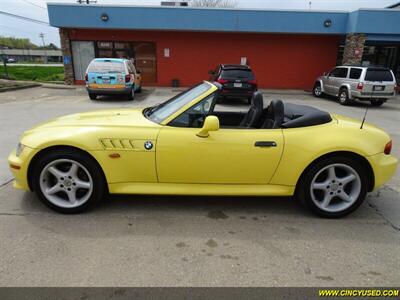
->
[297, 156, 368, 218]
[312, 82, 324, 98]
[31, 149, 106, 213]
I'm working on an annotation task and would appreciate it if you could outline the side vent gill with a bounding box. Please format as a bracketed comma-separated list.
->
[100, 139, 135, 150]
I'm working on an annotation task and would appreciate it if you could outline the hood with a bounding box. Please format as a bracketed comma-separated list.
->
[27, 108, 158, 131]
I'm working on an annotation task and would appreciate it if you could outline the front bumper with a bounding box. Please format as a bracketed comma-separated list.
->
[8, 146, 38, 191]
[367, 152, 398, 190]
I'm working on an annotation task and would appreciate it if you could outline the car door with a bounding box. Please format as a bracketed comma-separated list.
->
[324, 68, 339, 95]
[155, 97, 284, 184]
[329, 67, 348, 96]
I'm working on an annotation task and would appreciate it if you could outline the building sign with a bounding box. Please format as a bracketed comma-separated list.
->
[164, 48, 170, 58]
[63, 55, 71, 65]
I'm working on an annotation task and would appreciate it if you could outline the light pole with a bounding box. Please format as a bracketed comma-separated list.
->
[39, 32, 48, 64]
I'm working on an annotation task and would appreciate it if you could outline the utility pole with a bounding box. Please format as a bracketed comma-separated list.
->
[39, 32, 48, 64]
[309, 1, 312, 9]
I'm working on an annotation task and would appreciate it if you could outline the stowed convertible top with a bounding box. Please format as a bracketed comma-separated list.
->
[281, 102, 332, 128]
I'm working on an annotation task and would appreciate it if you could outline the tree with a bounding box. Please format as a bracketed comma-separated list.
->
[46, 43, 59, 50]
[189, 0, 237, 8]
[0, 36, 38, 49]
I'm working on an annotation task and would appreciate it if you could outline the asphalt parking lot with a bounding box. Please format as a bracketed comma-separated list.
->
[0, 86, 399, 286]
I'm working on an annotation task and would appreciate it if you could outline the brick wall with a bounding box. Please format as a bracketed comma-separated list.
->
[59, 28, 74, 85]
[342, 33, 366, 65]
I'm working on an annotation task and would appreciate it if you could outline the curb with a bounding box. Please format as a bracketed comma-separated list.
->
[0, 83, 41, 93]
[41, 84, 76, 90]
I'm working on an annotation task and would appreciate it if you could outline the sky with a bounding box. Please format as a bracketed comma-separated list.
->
[0, 0, 398, 47]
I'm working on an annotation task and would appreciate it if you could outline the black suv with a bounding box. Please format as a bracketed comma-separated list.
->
[209, 64, 257, 103]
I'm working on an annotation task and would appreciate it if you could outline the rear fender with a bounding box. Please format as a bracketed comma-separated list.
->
[339, 84, 353, 99]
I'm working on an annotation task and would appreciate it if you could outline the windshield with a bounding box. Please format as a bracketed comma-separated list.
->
[87, 61, 125, 73]
[145, 82, 212, 124]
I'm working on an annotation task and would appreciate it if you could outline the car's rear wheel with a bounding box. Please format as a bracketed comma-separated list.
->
[297, 156, 368, 218]
[371, 99, 384, 107]
[31, 149, 106, 214]
[89, 93, 97, 100]
[312, 82, 324, 98]
[338, 88, 351, 105]
[127, 88, 135, 100]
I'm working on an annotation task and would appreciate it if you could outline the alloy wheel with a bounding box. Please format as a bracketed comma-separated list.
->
[310, 163, 361, 213]
[39, 159, 93, 208]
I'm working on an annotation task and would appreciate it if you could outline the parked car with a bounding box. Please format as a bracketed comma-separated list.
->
[313, 65, 396, 106]
[209, 64, 257, 103]
[85, 58, 142, 100]
[8, 81, 397, 217]
[6, 58, 17, 63]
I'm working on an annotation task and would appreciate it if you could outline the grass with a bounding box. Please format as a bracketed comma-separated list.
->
[0, 65, 64, 82]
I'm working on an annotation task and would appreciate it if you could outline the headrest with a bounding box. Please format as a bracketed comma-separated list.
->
[251, 92, 264, 109]
[269, 99, 284, 120]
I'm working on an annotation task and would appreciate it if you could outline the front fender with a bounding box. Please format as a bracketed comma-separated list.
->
[315, 78, 325, 93]
[20, 126, 104, 151]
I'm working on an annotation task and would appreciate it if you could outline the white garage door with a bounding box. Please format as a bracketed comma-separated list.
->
[71, 41, 95, 81]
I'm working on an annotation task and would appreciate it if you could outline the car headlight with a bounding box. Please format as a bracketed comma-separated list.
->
[16, 143, 25, 157]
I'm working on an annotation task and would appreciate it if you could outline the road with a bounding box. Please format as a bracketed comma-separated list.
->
[0, 86, 399, 286]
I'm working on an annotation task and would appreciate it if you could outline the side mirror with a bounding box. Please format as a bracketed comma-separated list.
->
[323, 72, 327, 76]
[208, 70, 215, 75]
[137, 69, 142, 74]
[196, 116, 219, 138]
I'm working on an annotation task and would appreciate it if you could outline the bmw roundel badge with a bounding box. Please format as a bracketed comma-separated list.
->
[144, 140, 153, 150]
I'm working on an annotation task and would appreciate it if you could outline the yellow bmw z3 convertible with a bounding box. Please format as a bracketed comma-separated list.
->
[8, 81, 398, 217]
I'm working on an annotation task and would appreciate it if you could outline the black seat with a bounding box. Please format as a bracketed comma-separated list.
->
[240, 92, 264, 128]
[261, 99, 284, 129]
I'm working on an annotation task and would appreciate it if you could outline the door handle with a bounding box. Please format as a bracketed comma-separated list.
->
[255, 141, 277, 147]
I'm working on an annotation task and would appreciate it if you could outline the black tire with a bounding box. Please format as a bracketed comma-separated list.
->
[127, 88, 134, 100]
[247, 97, 252, 104]
[297, 156, 368, 218]
[31, 148, 106, 214]
[88, 93, 97, 100]
[338, 88, 351, 105]
[312, 82, 324, 98]
[371, 99, 384, 107]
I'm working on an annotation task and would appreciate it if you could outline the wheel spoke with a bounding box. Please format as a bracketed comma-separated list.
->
[321, 192, 333, 208]
[66, 189, 77, 204]
[327, 167, 336, 181]
[313, 182, 327, 190]
[337, 192, 353, 202]
[75, 180, 91, 190]
[46, 184, 62, 195]
[48, 166, 65, 178]
[68, 163, 79, 177]
[340, 174, 356, 186]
